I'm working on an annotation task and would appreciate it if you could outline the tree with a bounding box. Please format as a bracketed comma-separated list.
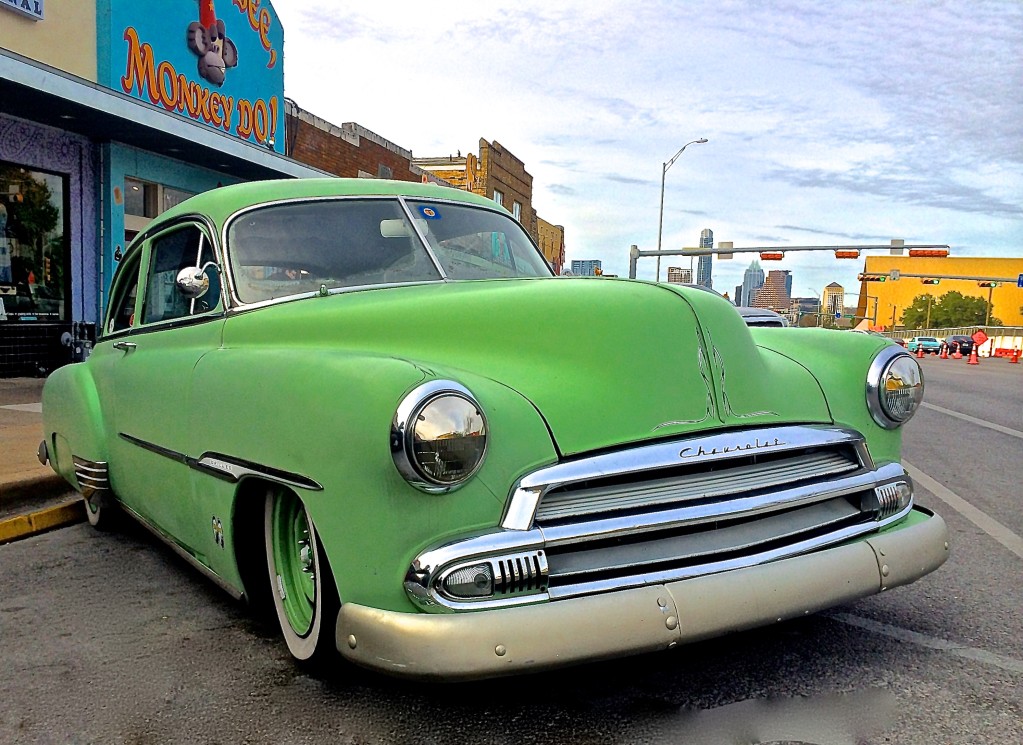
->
[901, 291, 1001, 330]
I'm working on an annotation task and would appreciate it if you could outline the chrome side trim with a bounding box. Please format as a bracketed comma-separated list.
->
[71, 455, 110, 497]
[118, 433, 322, 491]
[502, 425, 864, 530]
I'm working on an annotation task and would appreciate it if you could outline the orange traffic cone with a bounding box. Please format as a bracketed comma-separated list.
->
[916, 344, 924, 359]
[967, 346, 979, 365]
[952, 345, 963, 359]
[939, 344, 949, 360]
[1011, 348, 1020, 364]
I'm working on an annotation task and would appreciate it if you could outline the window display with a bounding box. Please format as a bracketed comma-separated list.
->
[0, 164, 68, 323]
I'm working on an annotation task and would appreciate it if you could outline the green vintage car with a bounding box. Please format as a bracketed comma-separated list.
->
[41, 178, 948, 679]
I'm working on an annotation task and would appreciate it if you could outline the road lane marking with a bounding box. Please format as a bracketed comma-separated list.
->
[905, 461, 1023, 561]
[830, 612, 1023, 675]
[921, 402, 1023, 440]
[0, 402, 42, 413]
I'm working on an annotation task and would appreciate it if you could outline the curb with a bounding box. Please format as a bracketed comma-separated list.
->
[1, 472, 70, 505]
[0, 497, 86, 544]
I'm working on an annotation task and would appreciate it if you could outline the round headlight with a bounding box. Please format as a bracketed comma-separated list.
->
[866, 348, 924, 429]
[392, 381, 487, 492]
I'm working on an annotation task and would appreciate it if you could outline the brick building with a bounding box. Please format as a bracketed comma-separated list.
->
[537, 218, 565, 275]
[285, 101, 444, 184]
[415, 139, 540, 242]
[752, 270, 792, 311]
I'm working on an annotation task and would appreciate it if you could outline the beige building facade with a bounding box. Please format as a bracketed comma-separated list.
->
[0, 3, 97, 80]
[857, 256, 1023, 329]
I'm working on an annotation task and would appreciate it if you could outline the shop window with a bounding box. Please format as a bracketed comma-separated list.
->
[0, 163, 68, 324]
[124, 179, 196, 242]
[125, 178, 159, 218]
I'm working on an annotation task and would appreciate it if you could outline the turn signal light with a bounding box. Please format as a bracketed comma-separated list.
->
[858, 274, 886, 282]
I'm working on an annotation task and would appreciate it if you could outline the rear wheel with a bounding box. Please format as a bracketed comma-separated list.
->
[264, 486, 339, 663]
[83, 491, 119, 530]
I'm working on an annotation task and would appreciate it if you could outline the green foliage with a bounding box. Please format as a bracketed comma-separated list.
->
[902, 291, 1002, 329]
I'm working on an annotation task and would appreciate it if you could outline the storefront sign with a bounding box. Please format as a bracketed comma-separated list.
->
[1, 0, 44, 21]
[101, 0, 284, 151]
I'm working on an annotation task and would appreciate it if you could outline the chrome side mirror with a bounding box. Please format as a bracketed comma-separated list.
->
[175, 262, 219, 299]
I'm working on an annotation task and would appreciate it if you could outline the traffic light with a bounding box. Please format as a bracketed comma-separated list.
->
[920, 278, 940, 285]
[977, 281, 999, 288]
[857, 273, 886, 282]
[760, 252, 784, 261]
[908, 249, 949, 258]
[834, 250, 860, 259]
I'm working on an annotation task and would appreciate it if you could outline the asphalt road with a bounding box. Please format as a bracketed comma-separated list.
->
[1, 357, 1020, 744]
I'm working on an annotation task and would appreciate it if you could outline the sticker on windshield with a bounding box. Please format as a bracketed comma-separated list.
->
[418, 205, 441, 220]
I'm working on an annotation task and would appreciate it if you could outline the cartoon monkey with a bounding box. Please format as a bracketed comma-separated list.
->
[187, 0, 238, 86]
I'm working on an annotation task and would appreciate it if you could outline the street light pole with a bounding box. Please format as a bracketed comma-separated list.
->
[656, 138, 707, 282]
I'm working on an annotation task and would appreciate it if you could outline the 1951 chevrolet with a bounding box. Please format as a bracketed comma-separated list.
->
[41, 178, 948, 679]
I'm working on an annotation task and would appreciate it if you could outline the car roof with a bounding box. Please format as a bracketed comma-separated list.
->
[158, 177, 503, 224]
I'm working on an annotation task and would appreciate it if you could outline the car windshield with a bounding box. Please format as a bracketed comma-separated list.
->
[227, 197, 551, 303]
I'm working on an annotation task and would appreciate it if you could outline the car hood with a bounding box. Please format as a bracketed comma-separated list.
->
[224, 279, 833, 456]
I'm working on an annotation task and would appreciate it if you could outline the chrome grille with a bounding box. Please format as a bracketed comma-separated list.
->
[536, 450, 858, 524]
[407, 425, 914, 611]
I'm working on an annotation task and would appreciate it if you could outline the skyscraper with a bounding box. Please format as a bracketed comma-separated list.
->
[753, 270, 792, 311]
[741, 260, 765, 307]
[696, 228, 713, 288]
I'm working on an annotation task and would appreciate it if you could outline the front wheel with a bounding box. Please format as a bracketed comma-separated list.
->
[264, 487, 339, 664]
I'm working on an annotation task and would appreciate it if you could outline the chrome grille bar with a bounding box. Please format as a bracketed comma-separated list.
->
[536, 450, 858, 523]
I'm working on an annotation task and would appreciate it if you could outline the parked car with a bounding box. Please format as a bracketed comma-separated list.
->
[891, 337, 907, 347]
[736, 306, 789, 327]
[944, 335, 974, 356]
[906, 336, 942, 354]
[676, 284, 789, 327]
[40, 179, 948, 680]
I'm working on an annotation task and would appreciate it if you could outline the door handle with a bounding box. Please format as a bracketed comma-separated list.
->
[112, 341, 137, 352]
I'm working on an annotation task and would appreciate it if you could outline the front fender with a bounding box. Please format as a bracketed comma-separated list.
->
[190, 348, 558, 613]
[751, 328, 904, 464]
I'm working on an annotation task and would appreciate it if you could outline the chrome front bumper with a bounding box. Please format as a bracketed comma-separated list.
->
[336, 508, 948, 680]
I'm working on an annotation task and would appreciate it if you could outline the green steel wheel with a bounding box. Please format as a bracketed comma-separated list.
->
[264, 486, 339, 662]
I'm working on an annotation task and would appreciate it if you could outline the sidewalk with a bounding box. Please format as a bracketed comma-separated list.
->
[0, 377, 84, 543]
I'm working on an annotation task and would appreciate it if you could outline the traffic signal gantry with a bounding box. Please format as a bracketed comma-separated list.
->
[627, 240, 952, 280]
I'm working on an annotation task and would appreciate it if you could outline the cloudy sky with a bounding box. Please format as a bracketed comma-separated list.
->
[274, 0, 1022, 301]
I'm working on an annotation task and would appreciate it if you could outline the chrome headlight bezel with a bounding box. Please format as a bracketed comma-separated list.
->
[866, 346, 924, 429]
[391, 380, 488, 493]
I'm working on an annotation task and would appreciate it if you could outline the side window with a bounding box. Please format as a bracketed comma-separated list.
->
[106, 250, 143, 335]
[141, 225, 219, 325]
